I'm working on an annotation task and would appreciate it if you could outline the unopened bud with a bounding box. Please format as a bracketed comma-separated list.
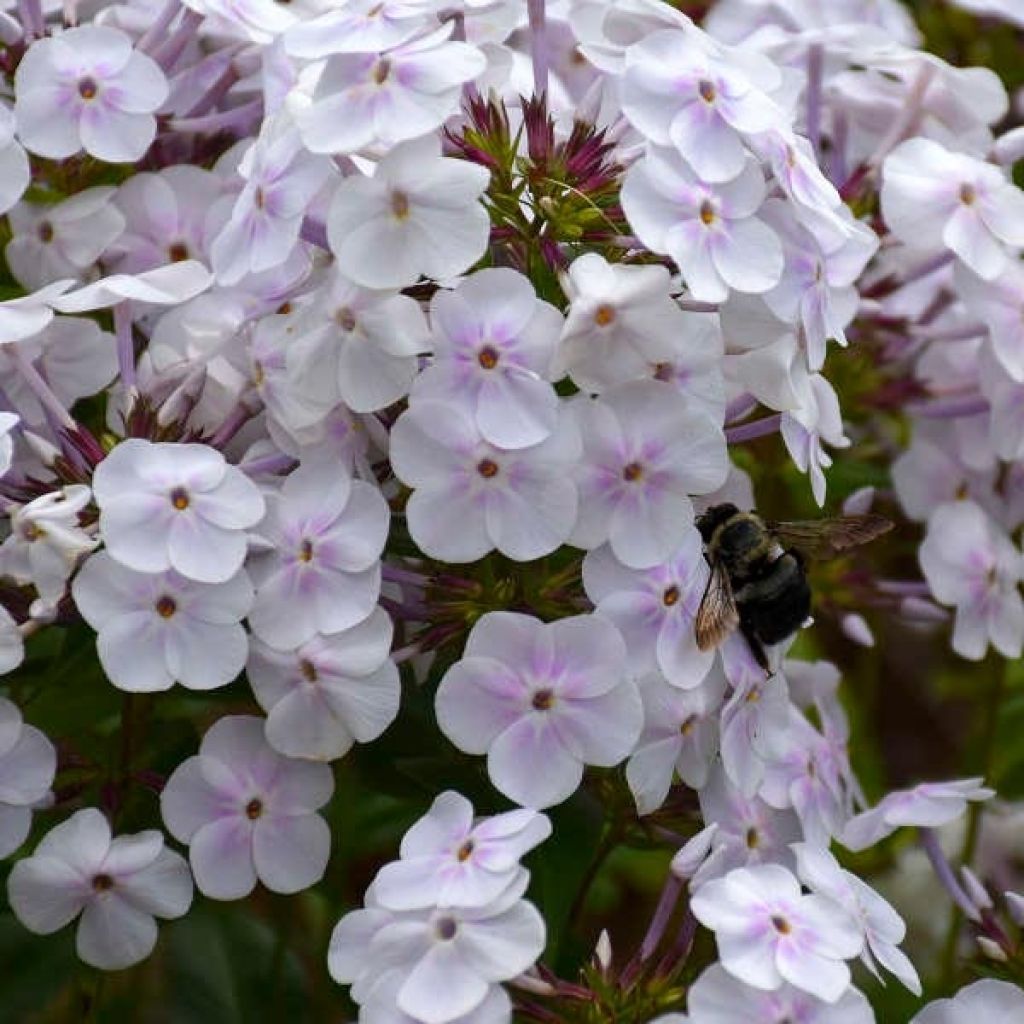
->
[671, 823, 717, 880]
[977, 936, 1008, 962]
[842, 486, 876, 515]
[1005, 891, 1024, 927]
[593, 928, 612, 971]
[841, 612, 875, 648]
[0, 10, 22, 44]
[993, 125, 1024, 166]
[899, 596, 948, 623]
[157, 368, 207, 428]
[21, 430, 61, 468]
[960, 866, 993, 913]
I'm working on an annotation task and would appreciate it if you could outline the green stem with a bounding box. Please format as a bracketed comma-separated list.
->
[567, 822, 623, 930]
[940, 654, 1007, 985]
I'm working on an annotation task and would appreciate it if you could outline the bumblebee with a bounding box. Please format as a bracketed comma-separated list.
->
[694, 503, 891, 671]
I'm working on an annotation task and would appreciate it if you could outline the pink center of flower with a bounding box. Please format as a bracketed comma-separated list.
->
[697, 78, 717, 103]
[456, 840, 474, 862]
[299, 659, 318, 682]
[663, 585, 680, 607]
[92, 873, 114, 892]
[959, 183, 977, 206]
[746, 827, 760, 849]
[622, 462, 644, 482]
[594, 304, 616, 326]
[170, 487, 190, 511]
[652, 362, 673, 382]
[37, 221, 55, 244]
[168, 242, 189, 262]
[745, 686, 761, 703]
[680, 715, 697, 736]
[21, 521, 44, 541]
[436, 916, 457, 940]
[477, 346, 499, 369]
[771, 914, 791, 935]
[532, 689, 555, 711]
[373, 59, 391, 85]
[253, 360, 265, 387]
[391, 191, 410, 221]
[155, 596, 177, 619]
[299, 539, 314, 563]
[336, 307, 357, 332]
[477, 459, 499, 479]
[699, 201, 717, 226]
[245, 798, 263, 820]
[78, 77, 99, 100]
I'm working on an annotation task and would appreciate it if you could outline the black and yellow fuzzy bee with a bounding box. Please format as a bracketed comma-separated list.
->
[694, 503, 892, 671]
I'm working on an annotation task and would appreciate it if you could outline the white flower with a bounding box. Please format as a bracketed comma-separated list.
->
[179, 0, 295, 44]
[14, 26, 168, 163]
[555, 253, 723, 401]
[6, 187, 126, 291]
[296, 25, 486, 155]
[919, 500, 1024, 660]
[161, 715, 334, 899]
[247, 608, 400, 761]
[52, 261, 214, 314]
[372, 790, 551, 911]
[246, 465, 388, 650]
[571, 381, 728, 569]
[793, 843, 921, 995]
[390, 399, 580, 563]
[690, 863, 863, 1003]
[326, 136, 490, 289]
[210, 114, 335, 286]
[0, 697, 56, 858]
[72, 552, 253, 693]
[911, 979, 1024, 1023]
[415, 268, 563, 449]
[285, 0, 431, 58]
[881, 137, 1024, 281]
[781, 371, 850, 507]
[8, 808, 192, 970]
[92, 439, 265, 585]
[0, 485, 98, 612]
[0, 604, 24, 675]
[0, 103, 30, 216]
[621, 148, 783, 303]
[284, 268, 430, 417]
[435, 612, 642, 809]
[582, 528, 714, 687]
[0, 411, 18, 478]
[620, 28, 785, 182]
[626, 670, 726, 815]
[329, 875, 544, 1024]
[841, 778, 994, 851]
[679, 963, 876, 1024]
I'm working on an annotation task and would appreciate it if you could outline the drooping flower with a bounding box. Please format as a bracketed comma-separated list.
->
[0, 696, 56, 858]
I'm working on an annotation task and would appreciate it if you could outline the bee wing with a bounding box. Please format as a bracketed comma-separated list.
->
[695, 558, 740, 652]
[766, 515, 892, 560]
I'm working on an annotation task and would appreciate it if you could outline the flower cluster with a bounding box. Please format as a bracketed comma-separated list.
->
[0, 0, 1023, 1020]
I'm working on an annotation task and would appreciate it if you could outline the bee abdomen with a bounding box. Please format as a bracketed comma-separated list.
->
[736, 552, 811, 644]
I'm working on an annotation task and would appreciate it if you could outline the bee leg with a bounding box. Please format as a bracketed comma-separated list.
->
[740, 624, 771, 675]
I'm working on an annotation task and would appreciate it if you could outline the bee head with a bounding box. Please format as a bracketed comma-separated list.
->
[696, 502, 740, 543]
